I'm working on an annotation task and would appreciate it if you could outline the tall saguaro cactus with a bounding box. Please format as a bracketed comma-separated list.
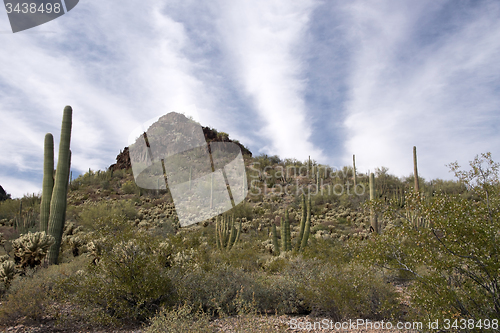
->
[352, 154, 357, 188]
[369, 172, 378, 234]
[413, 146, 419, 193]
[40, 134, 54, 234]
[46, 106, 73, 265]
[272, 223, 280, 255]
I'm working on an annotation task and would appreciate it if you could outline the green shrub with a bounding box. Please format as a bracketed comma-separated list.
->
[121, 180, 138, 194]
[229, 202, 254, 221]
[285, 257, 400, 321]
[78, 200, 136, 231]
[57, 235, 175, 325]
[0, 255, 89, 325]
[171, 265, 259, 316]
[144, 303, 214, 333]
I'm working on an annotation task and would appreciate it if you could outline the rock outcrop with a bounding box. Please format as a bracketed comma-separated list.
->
[109, 114, 251, 171]
[0, 185, 10, 201]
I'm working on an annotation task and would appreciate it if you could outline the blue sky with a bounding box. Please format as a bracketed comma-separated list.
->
[1, 0, 500, 198]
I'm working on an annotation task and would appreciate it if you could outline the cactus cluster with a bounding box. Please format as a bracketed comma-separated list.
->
[393, 187, 405, 208]
[40, 106, 73, 265]
[0, 259, 16, 289]
[215, 214, 241, 251]
[11, 231, 55, 269]
[271, 194, 311, 255]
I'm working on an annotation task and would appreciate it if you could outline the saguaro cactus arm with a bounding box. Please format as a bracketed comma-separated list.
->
[40, 133, 54, 234]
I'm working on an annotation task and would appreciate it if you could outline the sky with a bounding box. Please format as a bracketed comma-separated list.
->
[1, 0, 500, 198]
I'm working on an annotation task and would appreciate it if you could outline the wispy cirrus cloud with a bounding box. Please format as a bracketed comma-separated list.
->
[215, 0, 324, 161]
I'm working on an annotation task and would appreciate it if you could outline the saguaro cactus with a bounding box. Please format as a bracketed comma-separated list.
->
[272, 223, 280, 255]
[353, 154, 357, 188]
[46, 106, 73, 265]
[40, 133, 54, 234]
[369, 172, 378, 233]
[413, 146, 419, 193]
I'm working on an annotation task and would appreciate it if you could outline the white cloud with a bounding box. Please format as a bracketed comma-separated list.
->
[216, 0, 324, 161]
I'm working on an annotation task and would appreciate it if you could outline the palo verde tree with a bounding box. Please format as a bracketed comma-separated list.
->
[363, 153, 500, 325]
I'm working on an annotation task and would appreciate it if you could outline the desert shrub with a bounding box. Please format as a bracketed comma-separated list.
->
[78, 200, 137, 230]
[229, 201, 254, 221]
[213, 242, 264, 272]
[57, 233, 175, 325]
[121, 180, 138, 194]
[144, 303, 214, 333]
[285, 257, 400, 321]
[253, 272, 304, 314]
[0, 255, 89, 325]
[260, 255, 289, 274]
[100, 179, 111, 190]
[170, 264, 261, 316]
[0, 199, 20, 221]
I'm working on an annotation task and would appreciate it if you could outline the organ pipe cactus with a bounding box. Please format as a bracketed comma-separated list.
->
[44, 106, 73, 265]
[215, 214, 241, 251]
[279, 210, 292, 253]
[293, 194, 312, 251]
[298, 195, 311, 251]
[295, 194, 306, 251]
[393, 187, 405, 208]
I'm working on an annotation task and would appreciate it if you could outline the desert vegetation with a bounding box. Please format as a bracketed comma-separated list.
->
[0, 109, 498, 332]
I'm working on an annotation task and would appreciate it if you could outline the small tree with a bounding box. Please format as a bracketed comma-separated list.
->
[364, 153, 500, 323]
